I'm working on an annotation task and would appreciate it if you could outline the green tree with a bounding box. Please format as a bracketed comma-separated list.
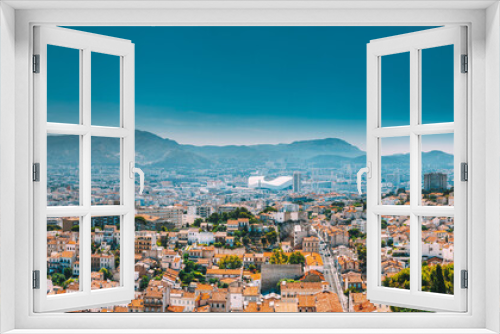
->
[179, 260, 206, 286]
[383, 268, 410, 290]
[100, 267, 112, 280]
[265, 230, 278, 244]
[356, 244, 367, 271]
[344, 286, 361, 296]
[277, 278, 297, 289]
[262, 206, 278, 213]
[381, 219, 388, 229]
[269, 248, 288, 264]
[193, 218, 203, 227]
[71, 225, 79, 232]
[63, 267, 73, 280]
[139, 275, 150, 290]
[219, 255, 243, 269]
[390, 306, 426, 312]
[288, 251, 305, 265]
[51, 273, 66, 287]
[348, 228, 363, 240]
[430, 264, 447, 294]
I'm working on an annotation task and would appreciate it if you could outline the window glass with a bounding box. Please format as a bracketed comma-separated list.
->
[381, 52, 410, 127]
[421, 133, 454, 206]
[91, 216, 121, 290]
[47, 217, 80, 295]
[91, 137, 121, 206]
[381, 137, 410, 205]
[421, 45, 454, 124]
[91, 52, 121, 127]
[46, 25, 454, 314]
[47, 134, 80, 206]
[47, 45, 80, 124]
[421, 216, 454, 295]
[381, 215, 410, 289]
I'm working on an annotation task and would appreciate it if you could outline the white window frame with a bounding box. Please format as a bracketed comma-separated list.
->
[33, 26, 136, 312]
[0, 1, 499, 333]
[365, 26, 467, 312]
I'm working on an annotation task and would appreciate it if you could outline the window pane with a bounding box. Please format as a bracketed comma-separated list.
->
[91, 216, 121, 290]
[91, 137, 121, 205]
[380, 137, 410, 205]
[47, 134, 80, 206]
[381, 52, 410, 127]
[47, 45, 80, 124]
[421, 216, 454, 295]
[380, 215, 410, 289]
[421, 133, 454, 206]
[47, 217, 80, 295]
[421, 45, 454, 124]
[92, 52, 120, 127]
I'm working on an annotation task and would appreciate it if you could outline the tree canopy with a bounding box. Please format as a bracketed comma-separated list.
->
[288, 251, 305, 265]
[219, 255, 243, 269]
[269, 248, 288, 264]
[383, 263, 454, 295]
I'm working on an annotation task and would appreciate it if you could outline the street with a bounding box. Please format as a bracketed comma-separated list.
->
[312, 226, 348, 312]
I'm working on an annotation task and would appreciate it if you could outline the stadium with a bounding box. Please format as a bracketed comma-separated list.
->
[248, 175, 293, 190]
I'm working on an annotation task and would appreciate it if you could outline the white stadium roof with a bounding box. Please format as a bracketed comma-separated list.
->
[248, 175, 293, 190]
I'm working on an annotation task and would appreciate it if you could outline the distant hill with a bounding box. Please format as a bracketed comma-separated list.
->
[47, 130, 453, 169]
[307, 150, 454, 170]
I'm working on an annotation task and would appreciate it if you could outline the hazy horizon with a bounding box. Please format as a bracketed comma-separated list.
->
[50, 26, 453, 154]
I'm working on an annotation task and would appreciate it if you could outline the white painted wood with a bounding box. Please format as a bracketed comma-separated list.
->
[0, 3, 18, 333]
[46, 123, 130, 137]
[366, 26, 467, 312]
[33, 26, 135, 312]
[6, 5, 492, 333]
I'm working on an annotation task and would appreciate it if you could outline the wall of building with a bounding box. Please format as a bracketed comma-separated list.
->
[261, 264, 302, 293]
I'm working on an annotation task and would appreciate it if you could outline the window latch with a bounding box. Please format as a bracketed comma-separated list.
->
[356, 162, 371, 195]
[130, 162, 144, 194]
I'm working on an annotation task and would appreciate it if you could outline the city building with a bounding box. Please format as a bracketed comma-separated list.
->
[424, 172, 448, 192]
[293, 172, 302, 193]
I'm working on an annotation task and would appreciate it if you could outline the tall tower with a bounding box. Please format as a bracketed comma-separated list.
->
[293, 172, 302, 193]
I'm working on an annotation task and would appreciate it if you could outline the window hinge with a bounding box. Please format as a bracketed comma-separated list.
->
[33, 163, 40, 182]
[33, 270, 40, 289]
[33, 54, 40, 73]
[461, 270, 468, 289]
[461, 54, 468, 73]
[461, 162, 468, 182]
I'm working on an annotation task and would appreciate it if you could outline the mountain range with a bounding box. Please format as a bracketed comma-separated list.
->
[47, 129, 453, 169]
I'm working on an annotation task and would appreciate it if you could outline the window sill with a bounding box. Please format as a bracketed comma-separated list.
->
[4, 329, 498, 334]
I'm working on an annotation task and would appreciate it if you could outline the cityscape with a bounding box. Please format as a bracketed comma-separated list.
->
[45, 130, 455, 313]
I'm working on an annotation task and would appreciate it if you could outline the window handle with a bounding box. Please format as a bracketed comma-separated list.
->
[357, 162, 371, 195]
[129, 162, 144, 194]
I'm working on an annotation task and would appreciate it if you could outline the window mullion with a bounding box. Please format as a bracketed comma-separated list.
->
[82, 47, 92, 295]
[409, 47, 420, 294]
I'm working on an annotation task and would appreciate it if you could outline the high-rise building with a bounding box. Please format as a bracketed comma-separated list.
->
[293, 172, 302, 193]
[424, 172, 448, 192]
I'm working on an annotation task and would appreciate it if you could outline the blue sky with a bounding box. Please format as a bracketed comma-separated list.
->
[48, 26, 454, 152]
